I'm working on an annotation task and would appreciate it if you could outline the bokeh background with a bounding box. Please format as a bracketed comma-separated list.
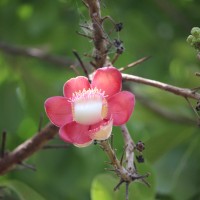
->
[0, 0, 200, 199]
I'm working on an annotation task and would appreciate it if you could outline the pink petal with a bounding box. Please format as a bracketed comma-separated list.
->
[44, 96, 73, 127]
[63, 76, 90, 99]
[107, 91, 135, 126]
[89, 118, 113, 140]
[91, 67, 122, 97]
[59, 122, 93, 147]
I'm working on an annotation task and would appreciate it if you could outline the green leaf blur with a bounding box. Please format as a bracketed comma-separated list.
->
[0, 0, 199, 199]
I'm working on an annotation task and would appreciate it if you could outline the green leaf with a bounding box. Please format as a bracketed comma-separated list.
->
[145, 127, 195, 163]
[0, 180, 45, 200]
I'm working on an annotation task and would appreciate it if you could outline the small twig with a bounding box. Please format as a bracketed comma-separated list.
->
[18, 162, 36, 172]
[125, 182, 129, 200]
[114, 179, 124, 191]
[104, 168, 115, 172]
[76, 31, 94, 40]
[89, 61, 98, 69]
[101, 16, 116, 25]
[0, 131, 7, 159]
[69, 65, 80, 75]
[185, 97, 200, 124]
[79, 24, 93, 31]
[42, 144, 70, 149]
[119, 56, 151, 72]
[112, 53, 120, 64]
[73, 50, 90, 80]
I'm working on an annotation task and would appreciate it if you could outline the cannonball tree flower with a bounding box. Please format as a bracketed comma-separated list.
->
[44, 67, 135, 147]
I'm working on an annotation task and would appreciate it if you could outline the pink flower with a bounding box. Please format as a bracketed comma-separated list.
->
[44, 67, 135, 147]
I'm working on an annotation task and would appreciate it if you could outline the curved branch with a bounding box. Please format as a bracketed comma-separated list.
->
[122, 73, 200, 100]
[0, 123, 59, 175]
[0, 42, 73, 67]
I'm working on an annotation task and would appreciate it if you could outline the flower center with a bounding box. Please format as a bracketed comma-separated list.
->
[70, 88, 108, 125]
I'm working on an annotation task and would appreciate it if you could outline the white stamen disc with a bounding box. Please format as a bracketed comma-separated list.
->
[73, 97, 103, 125]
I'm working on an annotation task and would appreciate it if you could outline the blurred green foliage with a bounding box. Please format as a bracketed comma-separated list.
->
[0, 0, 200, 199]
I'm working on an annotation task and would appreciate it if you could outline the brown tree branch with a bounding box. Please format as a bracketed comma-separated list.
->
[84, 0, 108, 68]
[120, 124, 135, 174]
[122, 73, 200, 100]
[0, 123, 59, 175]
[1, 41, 198, 101]
[0, 42, 73, 67]
[100, 140, 131, 182]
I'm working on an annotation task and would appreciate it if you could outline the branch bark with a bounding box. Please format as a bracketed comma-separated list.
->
[120, 124, 135, 174]
[84, 0, 107, 68]
[122, 73, 200, 100]
[0, 123, 59, 175]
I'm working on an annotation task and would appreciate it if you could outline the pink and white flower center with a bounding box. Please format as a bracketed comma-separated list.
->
[70, 88, 107, 125]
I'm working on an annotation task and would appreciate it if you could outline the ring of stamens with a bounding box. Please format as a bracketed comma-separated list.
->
[69, 88, 108, 125]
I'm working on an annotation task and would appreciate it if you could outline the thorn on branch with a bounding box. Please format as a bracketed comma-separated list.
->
[114, 179, 125, 191]
[131, 172, 150, 182]
[0, 131, 7, 159]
